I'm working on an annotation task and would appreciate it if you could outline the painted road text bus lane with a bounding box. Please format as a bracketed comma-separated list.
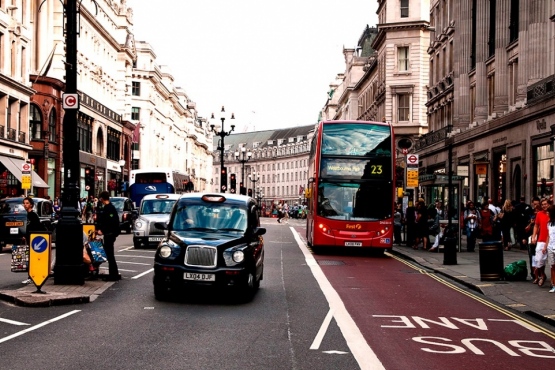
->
[302, 242, 555, 368]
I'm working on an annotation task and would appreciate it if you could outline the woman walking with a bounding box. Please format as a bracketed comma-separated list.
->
[498, 199, 516, 251]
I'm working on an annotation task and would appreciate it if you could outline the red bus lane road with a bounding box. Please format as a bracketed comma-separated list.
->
[300, 245, 555, 368]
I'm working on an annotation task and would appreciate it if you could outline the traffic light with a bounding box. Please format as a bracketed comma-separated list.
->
[230, 173, 236, 193]
[220, 167, 228, 192]
[240, 182, 246, 195]
[84, 167, 95, 195]
[247, 188, 252, 197]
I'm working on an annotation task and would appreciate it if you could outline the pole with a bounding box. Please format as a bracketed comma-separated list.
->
[55, 0, 84, 285]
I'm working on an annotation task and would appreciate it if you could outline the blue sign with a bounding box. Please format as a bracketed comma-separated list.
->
[32, 236, 48, 253]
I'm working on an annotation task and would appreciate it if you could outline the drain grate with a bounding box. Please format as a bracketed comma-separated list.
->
[317, 260, 345, 266]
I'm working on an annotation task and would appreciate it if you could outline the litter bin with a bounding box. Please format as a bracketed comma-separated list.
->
[443, 226, 457, 265]
[478, 240, 504, 281]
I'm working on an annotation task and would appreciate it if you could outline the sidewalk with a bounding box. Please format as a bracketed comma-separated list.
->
[391, 239, 555, 327]
[0, 278, 116, 307]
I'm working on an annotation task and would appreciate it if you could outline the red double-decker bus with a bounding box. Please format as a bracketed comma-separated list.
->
[306, 120, 395, 252]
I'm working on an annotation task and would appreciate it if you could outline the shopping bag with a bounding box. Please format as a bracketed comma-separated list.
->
[504, 260, 528, 281]
[88, 240, 108, 264]
[11, 244, 30, 272]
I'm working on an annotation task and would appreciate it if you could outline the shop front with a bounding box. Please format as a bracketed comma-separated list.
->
[0, 155, 49, 197]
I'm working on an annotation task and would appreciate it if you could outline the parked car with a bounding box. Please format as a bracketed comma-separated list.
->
[103, 196, 138, 234]
[133, 193, 180, 249]
[0, 197, 57, 247]
[153, 193, 266, 301]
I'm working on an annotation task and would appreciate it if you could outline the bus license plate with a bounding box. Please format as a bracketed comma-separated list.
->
[149, 237, 163, 242]
[345, 242, 362, 247]
[184, 273, 215, 281]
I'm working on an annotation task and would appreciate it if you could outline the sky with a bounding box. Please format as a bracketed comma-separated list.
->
[128, 0, 378, 132]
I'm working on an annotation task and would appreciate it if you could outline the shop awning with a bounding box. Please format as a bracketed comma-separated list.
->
[0, 156, 50, 188]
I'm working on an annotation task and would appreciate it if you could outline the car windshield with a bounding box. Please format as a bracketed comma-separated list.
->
[111, 199, 124, 211]
[141, 199, 176, 215]
[172, 203, 248, 233]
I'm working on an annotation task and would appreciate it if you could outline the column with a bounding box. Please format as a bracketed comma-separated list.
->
[474, 0, 488, 123]
[453, 0, 472, 129]
[494, 0, 510, 115]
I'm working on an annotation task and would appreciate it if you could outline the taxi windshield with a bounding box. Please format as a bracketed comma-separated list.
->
[141, 199, 176, 215]
[172, 203, 247, 233]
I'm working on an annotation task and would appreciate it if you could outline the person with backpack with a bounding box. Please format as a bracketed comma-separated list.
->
[96, 191, 121, 281]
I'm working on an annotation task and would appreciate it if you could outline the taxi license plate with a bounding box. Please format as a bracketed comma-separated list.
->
[345, 242, 362, 247]
[149, 237, 163, 242]
[6, 221, 24, 227]
[184, 273, 215, 281]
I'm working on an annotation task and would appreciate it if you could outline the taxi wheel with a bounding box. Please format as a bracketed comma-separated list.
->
[154, 284, 172, 301]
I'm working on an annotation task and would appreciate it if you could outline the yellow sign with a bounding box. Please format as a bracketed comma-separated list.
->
[29, 233, 51, 288]
[21, 174, 31, 190]
[304, 188, 312, 199]
[475, 163, 487, 175]
[83, 223, 97, 241]
[406, 169, 419, 187]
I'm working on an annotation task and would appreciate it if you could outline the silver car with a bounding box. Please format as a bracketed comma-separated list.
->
[132, 193, 180, 249]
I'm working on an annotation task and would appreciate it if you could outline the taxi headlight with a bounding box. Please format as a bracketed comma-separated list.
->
[232, 250, 245, 263]
[135, 221, 143, 229]
[159, 246, 172, 258]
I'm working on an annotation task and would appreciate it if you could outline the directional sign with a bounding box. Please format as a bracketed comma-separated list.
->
[62, 93, 79, 109]
[29, 233, 51, 289]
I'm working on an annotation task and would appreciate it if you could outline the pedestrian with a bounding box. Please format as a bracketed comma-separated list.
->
[498, 199, 516, 251]
[413, 200, 429, 250]
[544, 205, 555, 293]
[514, 196, 534, 250]
[22, 197, 46, 284]
[82, 195, 95, 223]
[531, 197, 550, 286]
[277, 202, 284, 223]
[427, 207, 440, 251]
[526, 197, 541, 280]
[283, 203, 290, 224]
[96, 191, 121, 281]
[478, 202, 495, 242]
[463, 201, 480, 252]
[404, 202, 416, 247]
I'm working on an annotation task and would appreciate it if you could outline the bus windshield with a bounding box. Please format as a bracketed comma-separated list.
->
[317, 181, 393, 221]
[321, 123, 391, 157]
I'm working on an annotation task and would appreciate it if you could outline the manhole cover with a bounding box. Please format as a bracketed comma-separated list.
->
[317, 260, 345, 266]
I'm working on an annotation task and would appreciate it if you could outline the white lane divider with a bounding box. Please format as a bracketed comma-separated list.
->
[131, 268, 154, 280]
[0, 310, 80, 344]
[0, 318, 30, 326]
[291, 227, 385, 370]
[310, 308, 335, 349]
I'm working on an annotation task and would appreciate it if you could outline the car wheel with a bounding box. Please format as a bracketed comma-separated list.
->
[154, 284, 172, 301]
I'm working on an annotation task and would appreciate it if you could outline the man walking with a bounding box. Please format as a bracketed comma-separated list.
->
[96, 191, 121, 281]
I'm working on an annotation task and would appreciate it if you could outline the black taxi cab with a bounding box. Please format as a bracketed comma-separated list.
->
[0, 197, 57, 248]
[153, 193, 265, 300]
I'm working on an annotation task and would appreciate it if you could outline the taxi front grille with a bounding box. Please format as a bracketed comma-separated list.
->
[185, 246, 217, 267]
[148, 222, 164, 235]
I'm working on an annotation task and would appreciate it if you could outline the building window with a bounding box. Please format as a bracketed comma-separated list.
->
[400, 0, 409, 17]
[398, 46, 409, 71]
[398, 94, 410, 121]
[487, 74, 495, 116]
[509, 0, 519, 42]
[132, 81, 140, 96]
[131, 107, 140, 121]
[30, 105, 42, 140]
[49, 109, 57, 142]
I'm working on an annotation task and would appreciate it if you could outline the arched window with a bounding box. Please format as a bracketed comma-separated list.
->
[30, 105, 42, 140]
[49, 109, 57, 142]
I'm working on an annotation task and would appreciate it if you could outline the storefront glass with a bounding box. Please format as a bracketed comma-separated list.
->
[535, 143, 554, 198]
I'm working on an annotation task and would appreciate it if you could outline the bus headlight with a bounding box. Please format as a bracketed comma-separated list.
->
[318, 223, 332, 235]
[377, 226, 390, 236]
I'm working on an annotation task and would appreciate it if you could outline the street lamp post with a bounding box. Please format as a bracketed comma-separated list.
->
[235, 147, 252, 195]
[210, 106, 235, 192]
[249, 171, 259, 198]
[119, 159, 126, 196]
[55, 0, 83, 285]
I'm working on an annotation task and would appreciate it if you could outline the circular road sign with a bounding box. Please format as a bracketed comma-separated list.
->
[22, 163, 31, 172]
[407, 155, 418, 165]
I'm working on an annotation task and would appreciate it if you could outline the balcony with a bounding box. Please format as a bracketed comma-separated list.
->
[7, 128, 16, 141]
[414, 125, 452, 151]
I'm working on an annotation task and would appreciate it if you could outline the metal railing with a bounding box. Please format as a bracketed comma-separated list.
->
[414, 125, 452, 151]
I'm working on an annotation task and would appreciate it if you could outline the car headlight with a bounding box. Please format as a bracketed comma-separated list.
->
[232, 250, 244, 263]
[159, 246, 172, 258]
[135, 221, 143, 229]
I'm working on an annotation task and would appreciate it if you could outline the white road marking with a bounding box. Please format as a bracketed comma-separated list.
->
[310, 308, 335, 350]
[98, 267, 137, 272]
[0, 310, 80, 344]
[117, 261, 151, 266]
[291, 227, 385, 370]
[132, 268, 154, 280]
[114, 255, 153, 259]
[322, 350, 349, 355]
[0, 318, 30, 326]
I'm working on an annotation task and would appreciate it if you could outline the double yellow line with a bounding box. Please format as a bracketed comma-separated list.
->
[387, 252, 555, 340]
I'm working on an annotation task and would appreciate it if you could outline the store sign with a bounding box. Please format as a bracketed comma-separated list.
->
[475, 164, 487, 175]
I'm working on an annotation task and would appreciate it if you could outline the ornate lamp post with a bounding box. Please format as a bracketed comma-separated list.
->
[210, 106, 235, 192]
[235, 147, 252, 195]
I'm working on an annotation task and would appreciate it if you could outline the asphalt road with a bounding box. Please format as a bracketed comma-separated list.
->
[0, 218, 554, 369]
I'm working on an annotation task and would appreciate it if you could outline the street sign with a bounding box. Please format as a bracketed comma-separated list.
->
[21, 162, 31, 173]
[406, 168, 419, 187]
[21, 175, 31, 190]
[407, 154, 419, 166]
[29, 233, 52, 289]
[62, 93, 79, 109]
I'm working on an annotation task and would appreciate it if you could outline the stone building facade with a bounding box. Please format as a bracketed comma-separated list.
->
[417, 0, 555, 208]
